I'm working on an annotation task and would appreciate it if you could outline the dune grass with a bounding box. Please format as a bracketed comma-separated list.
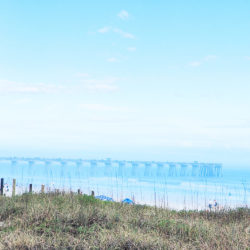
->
[0, 193, 249, 249]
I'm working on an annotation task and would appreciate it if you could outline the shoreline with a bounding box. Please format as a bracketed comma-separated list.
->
[2, 186, 248, 212]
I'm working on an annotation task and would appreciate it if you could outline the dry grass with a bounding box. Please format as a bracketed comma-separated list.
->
[0, 193, 249, 249]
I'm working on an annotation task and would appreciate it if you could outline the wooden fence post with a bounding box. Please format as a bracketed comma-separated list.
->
[41, 184, 45, 193]
[12, 179, 16, 197]
[29, 184, 32, 193]
[78, 189, 81, 194]
[91, 190, 95, 197]
[0, 178, 4, 196]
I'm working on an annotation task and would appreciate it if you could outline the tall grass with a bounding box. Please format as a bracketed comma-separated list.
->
[0, 193, 249, 249]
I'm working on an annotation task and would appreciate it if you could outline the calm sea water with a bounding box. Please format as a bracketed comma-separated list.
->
[0, 161, 249, 210]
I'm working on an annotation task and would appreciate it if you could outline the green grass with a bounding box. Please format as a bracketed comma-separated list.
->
[0, 193, 249, 249]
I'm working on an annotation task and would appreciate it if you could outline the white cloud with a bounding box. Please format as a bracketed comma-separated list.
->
[98, 26, 135, 39]
[0, 75, 120, 96]
[189, 61, 202, 67]
[204, 55, 217, 61]
[80, 103, 130, 112]
[98, 26, 111, 33]
[245, 56, 250, 60]
[113, 28, 135, 39]
[0, 80, 63, 94]
[107, 57, 118, 63]
[127, 47, 136, 52]
[188, 55, 217, 67]
[117, 10, 129, 20]
[81, 77, 119, 92]
[85, 84, 118, 92]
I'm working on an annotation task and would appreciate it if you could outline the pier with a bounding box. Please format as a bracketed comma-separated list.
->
[0, 157, 222, 177]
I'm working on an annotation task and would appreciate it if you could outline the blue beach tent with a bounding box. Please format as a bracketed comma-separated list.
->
[95, 195, 114, 202]
[122, 198, 134, 205]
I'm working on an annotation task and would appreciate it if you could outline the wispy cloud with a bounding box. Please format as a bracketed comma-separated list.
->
[189, 61, 201, 67]
[0, 80, 63, 94]
[107, 57, 118, 63]
[117, 10, 129, 20]
[98, 26, 111, 33]
[189, 55, 217, 67]
[97, 26, 135, 39]
[85, 84, 118, 92]
[204, 55, 217, 61]
[0, 76, 119, 95]
[245, 56, 250, 60]
[81, 77, 119, 93]
[80, 103, 131, 112]
[127, 47, 136, 52]
[113, 28, 134, 39]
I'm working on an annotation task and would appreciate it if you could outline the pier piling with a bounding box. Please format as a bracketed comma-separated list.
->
[0, 178, 4, 196]
[29, 184, 32, 193]
[12, 179, 16, 196]
[41, 184, 45, 193]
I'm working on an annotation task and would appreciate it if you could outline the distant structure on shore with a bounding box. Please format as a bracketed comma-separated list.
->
[0, 157, 222, 178]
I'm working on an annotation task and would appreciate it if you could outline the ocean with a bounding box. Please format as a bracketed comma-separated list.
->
[0, 159, 249, 210]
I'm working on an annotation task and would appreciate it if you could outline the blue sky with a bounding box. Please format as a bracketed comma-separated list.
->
[0, 1, 250, 164]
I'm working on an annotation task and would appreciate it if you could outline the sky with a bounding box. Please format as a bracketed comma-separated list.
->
[0, 1, 250, 165]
